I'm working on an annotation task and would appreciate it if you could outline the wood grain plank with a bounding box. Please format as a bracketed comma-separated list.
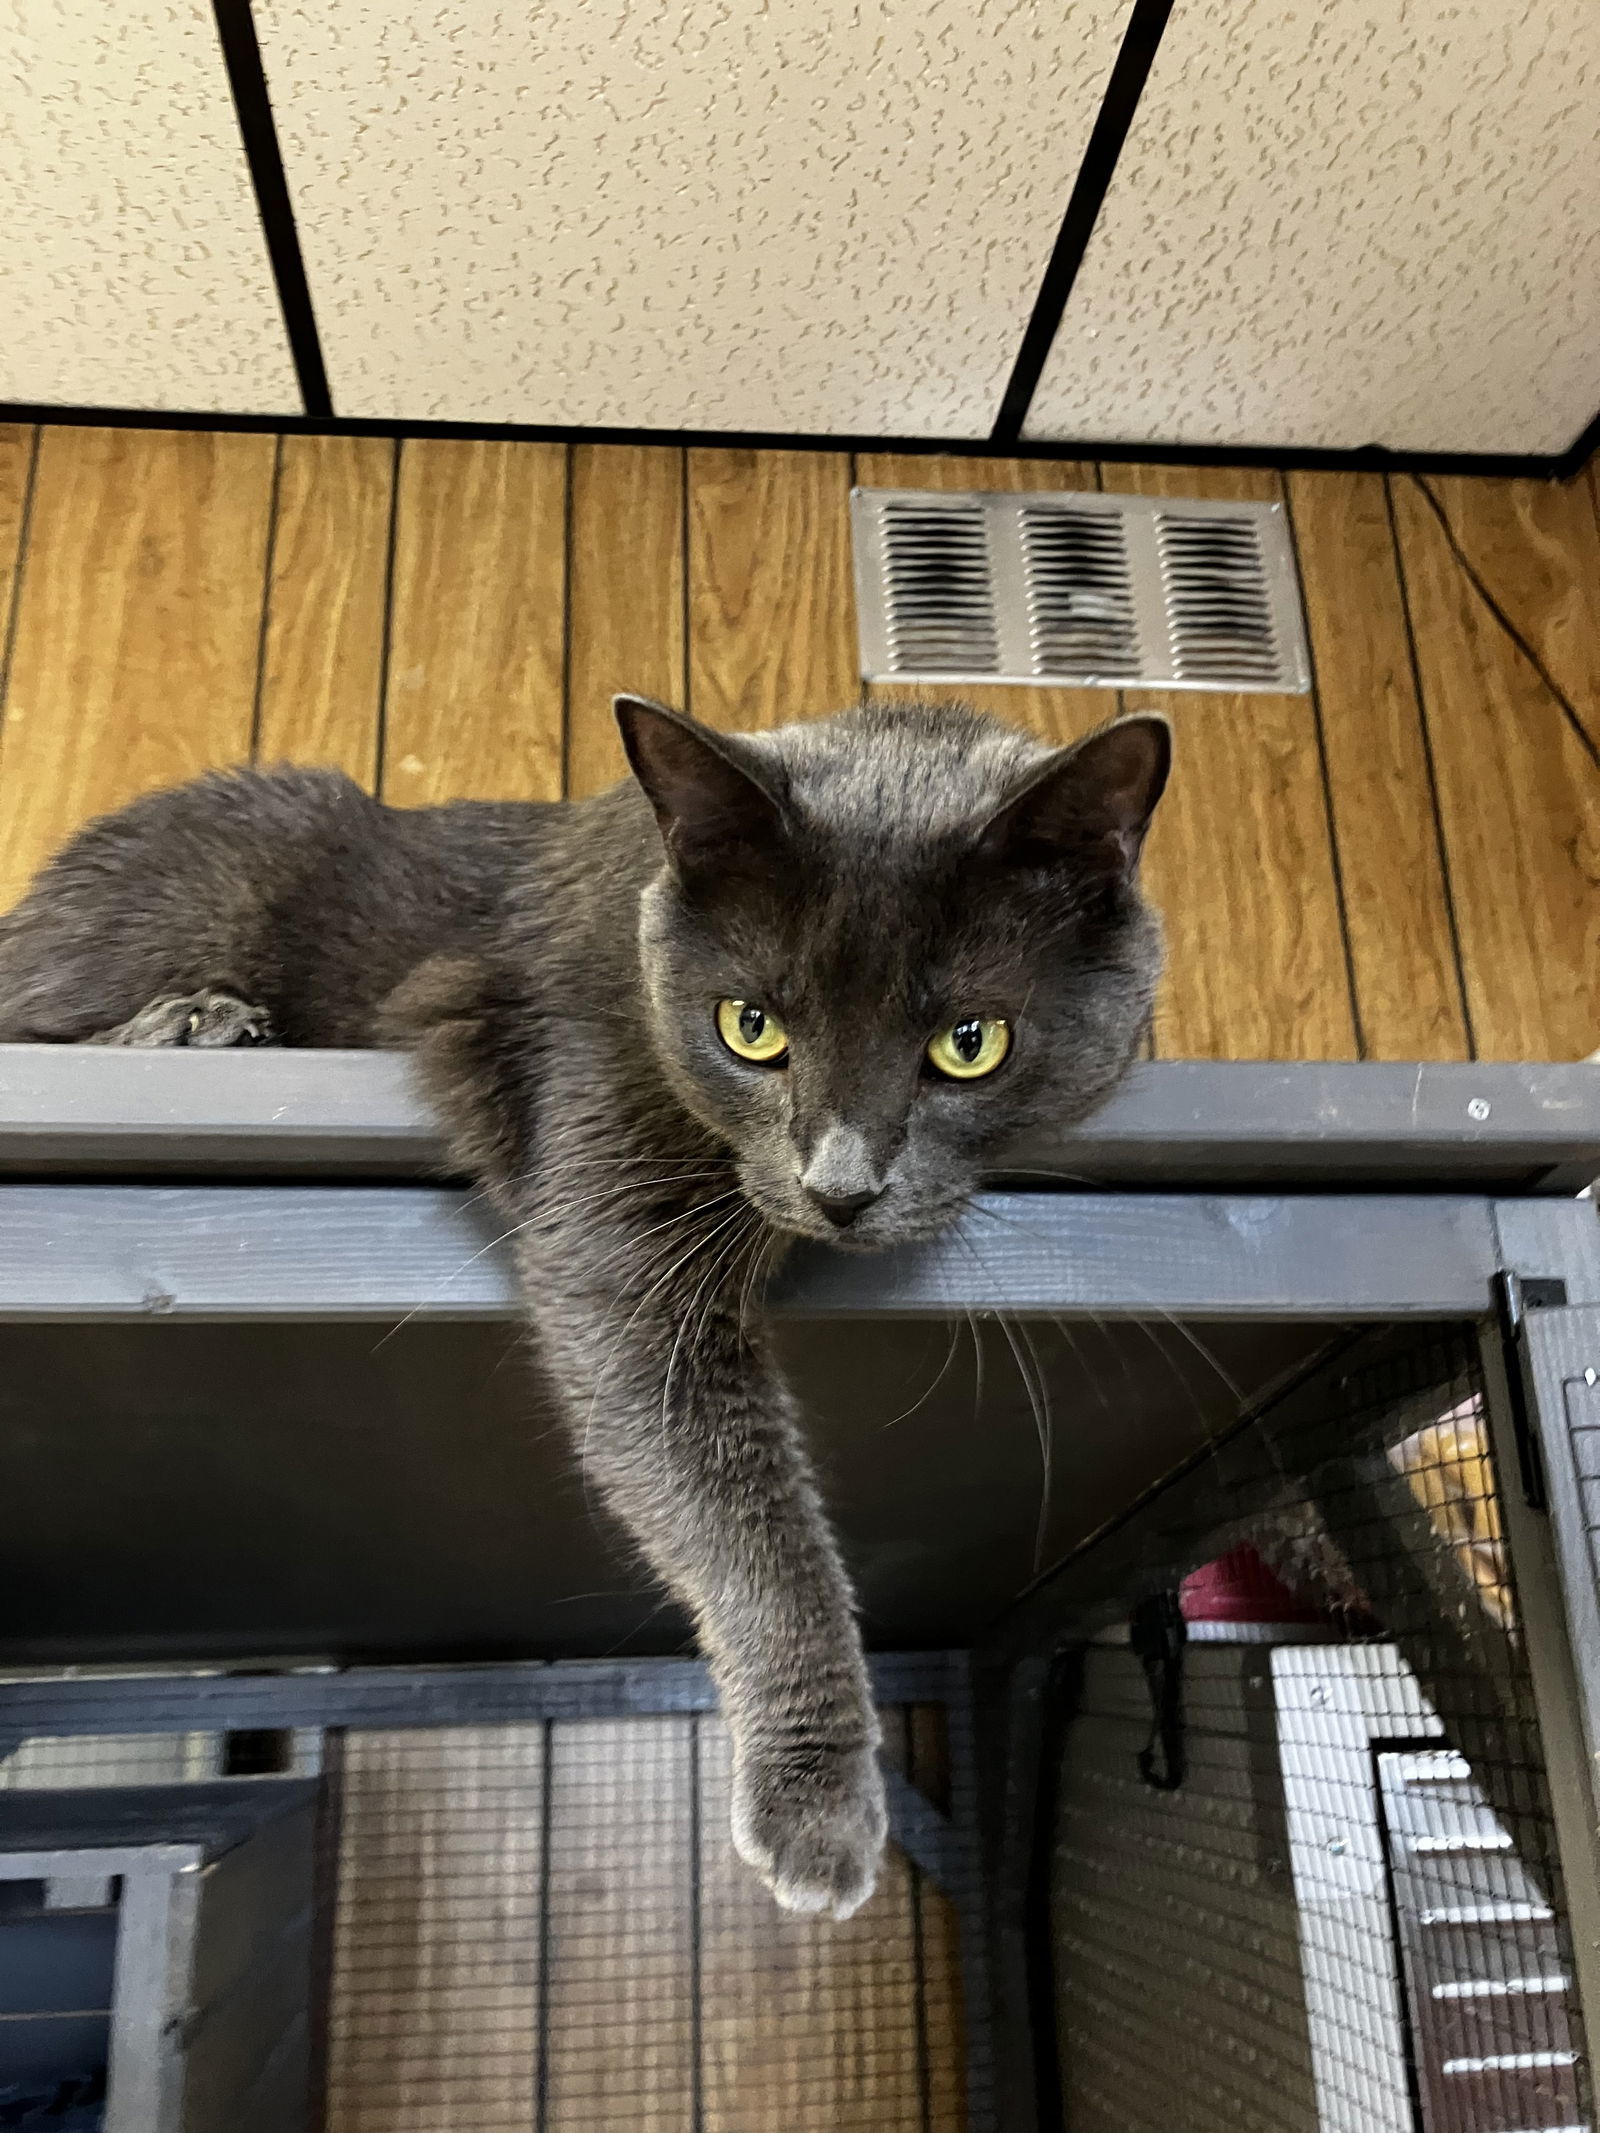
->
[381, 440, 566, 805]
[325, 1725, 544, 2133]
[857, 452, 1112, 746]
[0, 425, 34, 666]
[687, 449, 857, 733]
[565, 445, 684, 798]
[256, 435, 395, 789]
[544, 1717, 695, 2129]
[906, 1704, 967, 2132]
[1100, 461, 1358, 1061]
[0, 427, 275, 912]
[1390, 473, 1600, 1060]
[698, 1717, 924, 2132]
[1413, 472, 1600, 719]
[1284, 471, 1470, 1060]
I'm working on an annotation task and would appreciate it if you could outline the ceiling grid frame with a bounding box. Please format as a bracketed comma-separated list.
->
[249, 0, 1135, 436]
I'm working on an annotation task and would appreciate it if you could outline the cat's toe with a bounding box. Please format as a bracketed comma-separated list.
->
[87, 989, 276, 1049]
[730, 1742, 887, 1921]
[180, 991, 276, 1049]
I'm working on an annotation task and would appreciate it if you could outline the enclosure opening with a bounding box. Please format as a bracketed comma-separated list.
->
[222, 1727, 295, 1776]
[0, 1876, 113, 2129]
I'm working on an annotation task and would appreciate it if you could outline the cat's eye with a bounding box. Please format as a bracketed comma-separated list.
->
[927, 1016, 1011, 1081]
[716, 998, 789, 1065]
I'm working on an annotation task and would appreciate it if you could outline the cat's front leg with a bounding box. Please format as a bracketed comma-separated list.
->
[521, 1216, 886, 1919]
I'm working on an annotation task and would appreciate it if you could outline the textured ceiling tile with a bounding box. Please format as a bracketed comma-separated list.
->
[254, 0, 1132, 434]
[0, 0, 299, 413]
[1025, 0, 1600, 455]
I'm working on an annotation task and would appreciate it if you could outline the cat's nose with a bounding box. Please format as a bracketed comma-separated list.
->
[808, 1185, 882, 1229]
[798, 1122, 886, 1226]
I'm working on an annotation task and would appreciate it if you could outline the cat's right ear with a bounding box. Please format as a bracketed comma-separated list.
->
[614, 695, 786, 873]
[978, 713, 1171, 876]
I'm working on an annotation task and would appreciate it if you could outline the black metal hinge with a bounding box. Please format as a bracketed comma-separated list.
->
[1492, 1269, 1568, 1512]
[1129, 1591, 1187, 1791]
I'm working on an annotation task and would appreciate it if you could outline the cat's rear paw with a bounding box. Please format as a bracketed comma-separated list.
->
[730, 1742, 888, 1921]
[89, 990, 276, 1050]
[180, 992, 276, 1048]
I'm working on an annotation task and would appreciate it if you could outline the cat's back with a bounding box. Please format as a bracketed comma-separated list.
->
[0, 762, 564, 1042]
[3, 761, 383, 925]
[197, 768, 561, 1011]
[31, 759, 551, 900]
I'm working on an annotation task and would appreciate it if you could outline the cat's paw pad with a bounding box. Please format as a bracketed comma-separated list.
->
[730, 1742, 888, 1921]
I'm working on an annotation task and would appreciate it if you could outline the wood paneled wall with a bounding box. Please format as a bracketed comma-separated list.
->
[0, 426, 1593, 2133]
[0, 425, 1595, 1061]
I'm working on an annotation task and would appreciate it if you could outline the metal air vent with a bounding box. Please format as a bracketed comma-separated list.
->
[851, 486, 1311, 693]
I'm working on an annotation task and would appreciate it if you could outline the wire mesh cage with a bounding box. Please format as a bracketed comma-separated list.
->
[0, 1680, 982, 2133]
[1, 1323, 1595, 2133]
[313, 1707, 968, 2132]
[1047, 1324, 1591, 2133]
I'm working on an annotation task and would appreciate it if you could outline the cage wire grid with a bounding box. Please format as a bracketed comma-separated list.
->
[316, 1704, 971, 2133]
[5, 1327, 1596, 2133]
[1048, 1325, 1592, 2133]
[0, 1680, 984, 2133]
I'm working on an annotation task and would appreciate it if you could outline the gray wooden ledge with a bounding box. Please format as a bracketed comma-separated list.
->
[0, 1180, 1594, 1321]
[0, 1047, 1598, 1190]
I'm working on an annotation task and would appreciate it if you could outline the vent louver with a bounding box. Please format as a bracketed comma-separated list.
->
[852, 487, 1310, 693]
[1157, 513, 1284, 685]
[1020, 506, 1140, 676]
[876, 498, 998, 674]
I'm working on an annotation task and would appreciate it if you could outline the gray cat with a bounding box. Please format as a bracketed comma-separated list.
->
[0, 695, 1168, 1917]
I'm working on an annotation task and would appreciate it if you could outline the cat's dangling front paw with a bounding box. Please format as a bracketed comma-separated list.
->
[730, 1740, 888, 1921]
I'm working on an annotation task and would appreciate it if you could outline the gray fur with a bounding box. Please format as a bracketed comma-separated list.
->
[0, 695, 1168, 1918]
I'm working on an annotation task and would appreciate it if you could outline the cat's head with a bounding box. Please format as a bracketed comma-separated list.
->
[619, 694, 1168, 1250]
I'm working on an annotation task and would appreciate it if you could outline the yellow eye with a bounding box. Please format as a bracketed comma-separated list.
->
[927, 1016, 1011, 1081]
[716, 998, 789, 1064]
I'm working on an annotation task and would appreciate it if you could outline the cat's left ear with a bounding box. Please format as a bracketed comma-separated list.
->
[978, 714, 1170, 873]
[614, 695, 786, 872]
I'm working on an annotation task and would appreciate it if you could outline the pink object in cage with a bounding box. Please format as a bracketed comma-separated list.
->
[1179, 1543, 1322, 1625]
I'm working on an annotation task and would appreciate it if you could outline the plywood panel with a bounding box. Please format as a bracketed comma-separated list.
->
[907, 1704, 967, 2132]
[1284, 471, 1470, 1060]
[687, 450, 856, 733]
[566, 446, 684, 799]
[380, 440, 566, 805]
[325, 1725, 545, 2133]
[0, 427, 275, 911]
[256, 0, 1133, 433]
[0, 428, 35, 638]
[697, 1718, 924, 2131]
[1026, 0, 1600, 454]
[256, 436, 396, 789]
[1102, 463, 1358, 1061]
[544, 1718, 695, 2128]
[1390, 474, 1600, 1060]
[856, 453, 1111, 745]
[1413, 473, 1600, 720]
[0, 1, 297, 412]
